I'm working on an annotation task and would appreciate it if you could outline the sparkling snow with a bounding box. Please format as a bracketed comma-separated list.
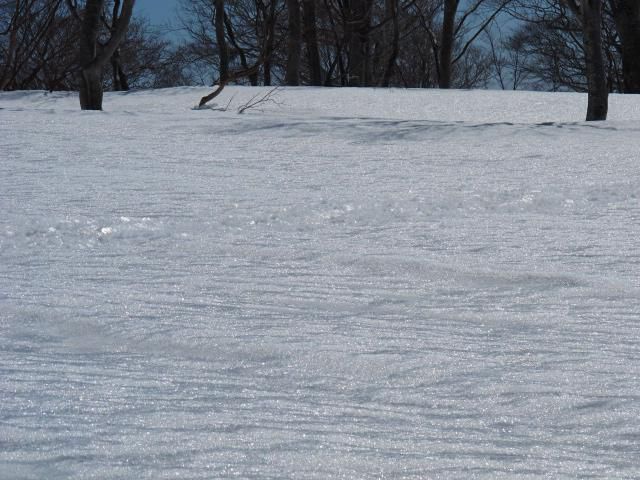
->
[1, 87, 640, 478]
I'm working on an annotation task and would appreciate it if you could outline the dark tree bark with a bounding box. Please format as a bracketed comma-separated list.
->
[261, 0, 277, 86]
[565, 0, 608, 120]
[582, 0, 608, 120]
[110, 48, 129, 91]
[71, 0, 135, 110]
[285, 0, 302, 85]
[610, 0, 640, 93]
[224, 13, 255, 85]
[77, 0, 104, 109]
[556, 0, 609, 118]
[198, 62, 261, 108]
[347, 0, 370, 86]
[302, 0, 322, 85]
[380, 0, 399, 87]
[322, 0, 346, 85]
[439, 0, 458, 88]
[109, 1, 128, 91]
[215, 0, 229, 82]
[79, 65, 103, 109]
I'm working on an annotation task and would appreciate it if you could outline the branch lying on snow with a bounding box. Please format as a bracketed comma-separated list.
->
[193, 88, 281, 114]
[193, 93, 236, 111]
[196, 61, 262, 109]
[195, 82, 225, 109]
[237, 87, 281, 114]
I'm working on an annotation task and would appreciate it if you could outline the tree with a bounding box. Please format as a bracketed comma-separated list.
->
[437, 0, 512, 88]
[380, 0, 399, 87]
[504, 0, 612, 118]
[609, 0, 640, 93]
[108, 0, 128, 90]
[347, 0, 372, 86]
[504, 4, 588, 91]
[285, 0, 301, 85]
[562, 0, 607, 120]
[114, 17, 191, 89]
[66, 0, 135, 110]
[439, 0, 459, 88]
[1, 0, 69, 91]
[178, 0, 500, 89]
[2, 1, 185, 92]
[215, 0, 229, 81]
[301, 0, 321, 85]
[180, 0, 280, 86]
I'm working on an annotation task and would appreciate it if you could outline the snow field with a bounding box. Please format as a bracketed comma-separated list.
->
[1, 87, 640, 478]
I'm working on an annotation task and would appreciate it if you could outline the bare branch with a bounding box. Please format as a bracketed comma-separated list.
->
[453, 0, 511, 65]
[65, 0, 81, 21]
[237, 86, 280, 113]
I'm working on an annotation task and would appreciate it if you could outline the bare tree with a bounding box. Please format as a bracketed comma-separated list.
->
[178, 0, 514, 89]
[1, 0, 66, 91]
[439, 0, 458, 88]
[380, 0, 399, 86]
[285, 0, 301, 84]
[66, 0, 135, 109]
[109, 0, 128, 90]
[215, 0, 229, 81]
[302, 0, 321, 85]
[340, 0, 373, 86]
[504, 4, 588, 91]
[609, 0, 640, 93]
[181, 0, 281, 86]
[115, 17, 189, 89]
[487, 27, 534, 90]
[438, 0, 512, 88]
[562, 0, 607, 120]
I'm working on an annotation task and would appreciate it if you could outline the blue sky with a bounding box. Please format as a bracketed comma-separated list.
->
[135, 0, 179, 26]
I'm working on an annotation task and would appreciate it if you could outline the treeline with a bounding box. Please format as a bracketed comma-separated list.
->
[178, 0, 640, 94]
[0, 0, 187, 91]
[1, 1, 639, 117]
[180, 0, 512, 89]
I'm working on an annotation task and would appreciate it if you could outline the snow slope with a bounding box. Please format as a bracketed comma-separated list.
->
[1, 87, 640, 479]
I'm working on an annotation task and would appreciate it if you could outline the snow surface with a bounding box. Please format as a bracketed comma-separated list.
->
[2, 87, 640, 479]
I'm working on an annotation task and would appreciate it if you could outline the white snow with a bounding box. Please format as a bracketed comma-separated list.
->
[1, 86, 640, 479]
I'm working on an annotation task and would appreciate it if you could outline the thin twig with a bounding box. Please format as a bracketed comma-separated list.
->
[237, 87, 281, 114]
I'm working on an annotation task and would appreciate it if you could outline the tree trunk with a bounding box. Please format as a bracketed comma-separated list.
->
[439, 0, 458, 89]
[215, 0, 229, 82]
[108, 1, 128, 91]
[380, 0, 399, 87]
[262, 0, 277, 86]
[78, 0, 105, 110]
[582, 0, 608, 120]
[286, 0, 302, 85]
[302, 0, 322, 85]
[111, 48, 129, 91]
[346, 0, 370, 86]
[224, 13, 257, 85]
[611, 0, 640, 93]
[264, 60, 272, 85]
[76, 0, 135, 110]
[79, 66, 103, 110]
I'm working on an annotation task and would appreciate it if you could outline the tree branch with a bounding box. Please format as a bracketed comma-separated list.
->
[96, 0, 135, 66]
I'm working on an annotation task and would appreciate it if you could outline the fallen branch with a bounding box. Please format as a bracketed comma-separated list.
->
[192, 92, 236, 111]
[197, 82, 226, 109]
[197, 62, 262, 109]
[237, 87, 281, 114]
